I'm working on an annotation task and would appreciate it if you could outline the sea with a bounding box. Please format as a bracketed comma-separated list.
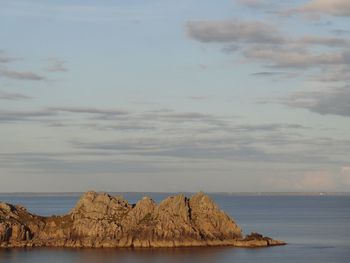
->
[0, 193, 349, 263]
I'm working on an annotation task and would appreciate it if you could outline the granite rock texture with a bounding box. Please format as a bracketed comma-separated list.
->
[0, 191, 285, 248]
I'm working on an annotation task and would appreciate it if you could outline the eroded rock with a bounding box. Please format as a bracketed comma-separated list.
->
[0, 191, 285, 248]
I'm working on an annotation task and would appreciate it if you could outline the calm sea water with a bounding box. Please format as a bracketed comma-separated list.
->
[0, 193, 349, 263]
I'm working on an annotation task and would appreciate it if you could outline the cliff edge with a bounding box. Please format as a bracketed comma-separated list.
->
[0, 191, 285, 248]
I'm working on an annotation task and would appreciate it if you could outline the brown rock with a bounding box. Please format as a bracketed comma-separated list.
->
[189, 192, 242, 240]
[0, 191, 286, 248]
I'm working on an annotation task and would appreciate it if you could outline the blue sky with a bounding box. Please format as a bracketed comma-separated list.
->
[0, 0, 350, 192]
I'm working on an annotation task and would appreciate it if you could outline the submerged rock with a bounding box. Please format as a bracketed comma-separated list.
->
[0, 191, 285, 248]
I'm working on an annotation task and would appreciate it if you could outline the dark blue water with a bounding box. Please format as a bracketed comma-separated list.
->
[0, 193, 349, 263]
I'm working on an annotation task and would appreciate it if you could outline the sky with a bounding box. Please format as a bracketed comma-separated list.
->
[0, 0, 350, 193]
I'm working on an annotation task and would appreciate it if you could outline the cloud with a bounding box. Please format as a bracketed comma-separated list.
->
[308, 66, 350, 83]
[294, 0, 350, 17]
[269, 166, 350, 191]
[0, 51, 46, 81]
[47, 122, 156, 132]
[234, 123, 306, 132]
[331, 29, 350, 36]
[155, 112, 213, 121]
[187, 20, 350, 48]
[296, 171, 336, 190]
[0, 51, 18, 64]
[297, 36, 350, 47]
[341, 166, 350, 185]
[0, 67, 46, 81]
[0, 152, 162, 175]
[71, 137, 335, 164]
[48, 106, 130, 121]
[187, 20, 284, 44]
[1, 105, 348, 166]
[252, 71, 286, 77]
[187, 18, 350, 73]
[46, 58, 68, 72]
[294, 167, 350, 191]
[285, 87, 350, 117]
[0, 90, 32, 100]
[251, 71, 299, 78]
[0, 109, 56, 122]
[0, 107, 132, 123]
[140, 110, 229, 127]
[49, 106, 129, 116]
[236, 0, 270, 8]
[341, 166, 350, 174]
[70, 128, 341, 165]
[188, 96, 213, 101]
[243, 46, 350, 69]
[0, 106, 226, 128]
[2, 104, 350, 192]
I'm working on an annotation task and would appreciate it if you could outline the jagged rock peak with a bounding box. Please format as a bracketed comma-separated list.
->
[190, 191, 218, 209]
[72, 191, 130, 211]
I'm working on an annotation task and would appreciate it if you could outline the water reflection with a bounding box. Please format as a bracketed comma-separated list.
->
[0, 247, 236, 263]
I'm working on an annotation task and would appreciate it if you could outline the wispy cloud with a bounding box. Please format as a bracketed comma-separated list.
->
[331, 29, 350, 36]
[290, 0, 350, 17]
[48, 106, 130, 121]
[187, 95, 213, 101]
[186, 9, 350, 119]
[251, 71, 299, 78]
[45, 58, 68, 72]
[49, 106, 129, 116]
[237, 0, 270, 9]
[187, 19, 350, 69]
[0, 109, 55, 122]
[297, 35, 350, 47]
[0, 50, 46, 81]
[0, 50, 19, 64]
[243, 46, 350, 69]
[187, 20, 284, 44]
[0, 90, 32, 100]
[70, 133, 342, 165]
[0, 67, 46, 81]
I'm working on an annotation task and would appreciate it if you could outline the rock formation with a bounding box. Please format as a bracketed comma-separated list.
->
[0, 191, 285, 248]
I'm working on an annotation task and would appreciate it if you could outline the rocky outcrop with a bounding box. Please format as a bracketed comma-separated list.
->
[0, 191, 285, 248]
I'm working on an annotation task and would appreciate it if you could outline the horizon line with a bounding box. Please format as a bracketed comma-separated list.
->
[1, 191, 349, 196]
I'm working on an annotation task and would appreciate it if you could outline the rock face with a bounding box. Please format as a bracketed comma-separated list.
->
[0, 191, 285, 248]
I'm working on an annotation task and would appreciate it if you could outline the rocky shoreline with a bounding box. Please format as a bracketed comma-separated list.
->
[0, 191, 285, 248]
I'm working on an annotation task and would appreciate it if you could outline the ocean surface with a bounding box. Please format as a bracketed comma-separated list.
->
[0, 193, 349, 263]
